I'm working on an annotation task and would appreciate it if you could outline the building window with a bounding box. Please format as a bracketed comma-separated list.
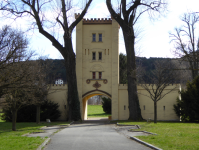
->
[92, 72, 96, 79]
[99, 72, 102, 79]
[163, 106, 165, 111]
[99, 52, 102, 60]
[99, 34, 102, 42]
[92, 34, 96, 42]
[92, 52, 96, 60]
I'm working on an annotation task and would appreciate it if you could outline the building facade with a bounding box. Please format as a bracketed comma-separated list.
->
[47, 14, 180, 121]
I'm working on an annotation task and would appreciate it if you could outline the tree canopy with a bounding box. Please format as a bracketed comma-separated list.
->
[174, 76, 199, 122]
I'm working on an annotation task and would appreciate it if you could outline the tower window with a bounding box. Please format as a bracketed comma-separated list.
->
[99, 72, 102, 79]
[92, 72, 96, 79]
[99, 34, 102, 42]
[92, 52, 96, 60]
[163, 106, 165, 111]
[99, 52, 102, 60]
[92, 34, 96, 42]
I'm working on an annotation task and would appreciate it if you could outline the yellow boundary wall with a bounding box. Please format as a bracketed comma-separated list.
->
[48, 84, 180, 121]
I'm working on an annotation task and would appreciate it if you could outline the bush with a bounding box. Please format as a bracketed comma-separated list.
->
[101, 97, 111, 114]
[1, 100, 61, 122]
[174, 76, 199, 122]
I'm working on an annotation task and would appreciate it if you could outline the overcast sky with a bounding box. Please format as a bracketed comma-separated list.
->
[1, 0, 199, 59]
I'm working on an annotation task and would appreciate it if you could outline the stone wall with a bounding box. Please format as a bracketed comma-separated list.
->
[48, 84, 180, 121]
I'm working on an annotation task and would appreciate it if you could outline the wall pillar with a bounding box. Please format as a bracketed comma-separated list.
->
[111, 19, 120, 120]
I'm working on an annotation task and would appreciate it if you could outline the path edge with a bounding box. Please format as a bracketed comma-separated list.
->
[116, 122, 161, 150]
[37, 138, 51, 150]
[130, 137, 162, 150]
[37, 121, 74, 150]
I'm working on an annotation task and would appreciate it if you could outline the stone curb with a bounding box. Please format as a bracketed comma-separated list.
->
[70, 121, 74, 125]
[116, 123, 141, 129]
[37, 138, 50, 150]
[116, 123, 137, 127]
[128, 130, 157, 135]
[37, 121, 74, 150]
[116, 123, 160, 150]
[130, 137, 162, 150]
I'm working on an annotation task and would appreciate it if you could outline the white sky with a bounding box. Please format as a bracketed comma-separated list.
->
[1, 0, 199, 59]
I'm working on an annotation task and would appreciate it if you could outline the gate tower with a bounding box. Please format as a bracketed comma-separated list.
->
[75, 14, 120, 120]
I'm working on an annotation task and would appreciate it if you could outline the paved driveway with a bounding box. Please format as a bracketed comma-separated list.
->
[45, 122, 150, 150]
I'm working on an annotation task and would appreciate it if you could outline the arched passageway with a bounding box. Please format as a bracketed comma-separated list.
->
[82, 91, 111, 120]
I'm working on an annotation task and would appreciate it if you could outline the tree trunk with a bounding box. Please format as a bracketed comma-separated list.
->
[36, 105, 40, 124]
[123, 28, 142, 120]
[154, 101, 157, 123]
[63, 37, 81, 121]
[12, 109, 17, 131]
[190, 61, 198, 80]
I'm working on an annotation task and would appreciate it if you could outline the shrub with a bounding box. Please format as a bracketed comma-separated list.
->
[174, 76, 199, 122]
[1, 100, 61, 122]
[101, 97, 111, 114]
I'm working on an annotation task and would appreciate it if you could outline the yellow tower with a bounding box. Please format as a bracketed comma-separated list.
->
[48, 14, 180, 121]
[75, 14, 120, 120]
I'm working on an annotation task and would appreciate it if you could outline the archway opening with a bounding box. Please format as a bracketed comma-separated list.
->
[82, 93, 111, 120]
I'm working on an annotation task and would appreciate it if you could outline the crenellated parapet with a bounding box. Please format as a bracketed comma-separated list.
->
[75, 13, 80, 19]
[48, 84, 68, 90]
[75, 13, 112, 24]
[83, 18, 112, 24]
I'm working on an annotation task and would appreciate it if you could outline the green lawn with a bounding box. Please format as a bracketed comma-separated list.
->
[87, 105, 111, 118]
[0, 120, 69, 150]
[0, 113, 3, 122]
[117, 121, 199, 150]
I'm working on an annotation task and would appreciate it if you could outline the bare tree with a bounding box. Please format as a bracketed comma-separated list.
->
[106, 0, 167, 120]
[0, 0, 93, 121]
[1, 60, 37, 131]
[139, 59, 178, 123]
[31, 59, 51, 124]
[171, 59, 192, 88]
[1, 59, 57, 130]
[0, 25, 31, 98]
[170, 12, 199, 80]
[0, 25, 40, 130]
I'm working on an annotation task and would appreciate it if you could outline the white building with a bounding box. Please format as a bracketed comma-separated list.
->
[55, 79, 64, 85]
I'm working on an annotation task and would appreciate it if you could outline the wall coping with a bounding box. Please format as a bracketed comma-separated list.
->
[75, 13, 112, 25]
[118, 84, 181, 90]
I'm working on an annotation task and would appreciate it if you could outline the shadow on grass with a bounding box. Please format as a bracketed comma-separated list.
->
[114, 120, 199, 125]
[87, 113, 111, 117]
[0, 121, 69, 134]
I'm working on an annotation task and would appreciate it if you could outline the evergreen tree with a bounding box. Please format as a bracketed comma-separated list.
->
[174, 76, 199, 122]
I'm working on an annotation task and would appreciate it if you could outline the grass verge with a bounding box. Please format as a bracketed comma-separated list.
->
[87, 105, 111, 118]
[0, 113, 3, 122]
[117, 121, 199, 150]
[0, 121, 69, 150]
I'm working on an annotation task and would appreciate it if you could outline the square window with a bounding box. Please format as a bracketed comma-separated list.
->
[99, 34, 102, 42]
[99, 52, 102, 60]
[99, 72, 102, 79]
[92, 34, 96, 42]
[92, 72, 96, 79]
[92, 52, 96, 60]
